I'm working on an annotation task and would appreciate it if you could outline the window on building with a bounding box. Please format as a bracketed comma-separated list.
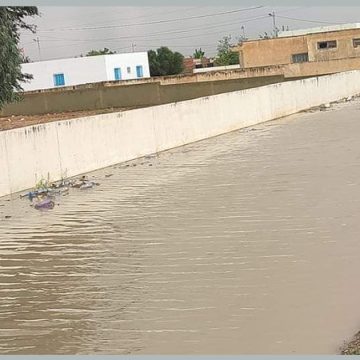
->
[127, 66, 131, 74]
[353, 38, 360, 48]
[292, 53, 309, 63]
[317, 40, 337, 50]
[114, 67, 122, 80]
[136, 65, 143, 78]
[53, 73, 65, 86]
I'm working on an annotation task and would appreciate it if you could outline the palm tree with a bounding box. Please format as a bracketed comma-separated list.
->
[193, 48, 205, 59]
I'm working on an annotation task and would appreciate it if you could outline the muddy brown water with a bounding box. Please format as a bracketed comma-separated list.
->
[1, 100, 360, 354]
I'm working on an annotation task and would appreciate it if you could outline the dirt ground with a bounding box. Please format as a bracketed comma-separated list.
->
[0, 107, 131, 131]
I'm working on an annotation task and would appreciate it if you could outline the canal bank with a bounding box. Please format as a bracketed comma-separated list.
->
[2, 70, 360, 198]
[1, 99, 360, 353]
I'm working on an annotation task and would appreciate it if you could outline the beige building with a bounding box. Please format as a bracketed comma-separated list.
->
[234, 23, 360, 72]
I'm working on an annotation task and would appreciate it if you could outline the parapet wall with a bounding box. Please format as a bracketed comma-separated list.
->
[1, 71, 360, 197]
[1, 74, 284, 117]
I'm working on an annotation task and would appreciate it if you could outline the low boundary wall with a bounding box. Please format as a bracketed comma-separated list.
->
[1, 71, 360, 197]
[1, 75, 284, 117]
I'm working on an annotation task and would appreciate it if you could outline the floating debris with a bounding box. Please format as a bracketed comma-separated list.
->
[80, 182, 94, 190]
[71, 181, 83, 189]
[20, 175, 100, 211]
[70, 176, 87, 188]
[49, 187, 69, 196]
[34, 198, 55, 210]
[320, 103, 331, 111]
[20, 189, 49, 201]
[71, 176, 99, 190]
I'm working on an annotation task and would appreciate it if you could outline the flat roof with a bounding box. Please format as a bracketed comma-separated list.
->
[21, 52, 148, 66]
[278, 23, 360, 38]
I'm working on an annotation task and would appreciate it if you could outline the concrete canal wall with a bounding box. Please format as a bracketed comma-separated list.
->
[1, 70, 360, 197]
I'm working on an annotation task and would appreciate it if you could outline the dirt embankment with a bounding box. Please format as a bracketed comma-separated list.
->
[0, 107, 131, 131]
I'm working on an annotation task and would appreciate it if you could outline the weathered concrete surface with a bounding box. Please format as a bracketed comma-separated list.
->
[1, 71, 360, 198]
[1, 75, 284, 117]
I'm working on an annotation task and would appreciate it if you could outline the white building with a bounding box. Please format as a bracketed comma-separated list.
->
[21, 52, 150, 92]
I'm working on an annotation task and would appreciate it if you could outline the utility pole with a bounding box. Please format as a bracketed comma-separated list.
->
[268, 11, 278, 37]
[33, 37, 41, 61]
[241, 25, 246, 40]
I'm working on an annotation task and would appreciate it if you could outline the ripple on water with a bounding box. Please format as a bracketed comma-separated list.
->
[1, 101, 360, 354]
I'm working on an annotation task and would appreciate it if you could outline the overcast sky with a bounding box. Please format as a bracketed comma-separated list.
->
[19, 6, 360, 61]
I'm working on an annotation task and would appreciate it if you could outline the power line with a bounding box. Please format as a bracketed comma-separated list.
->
[26, 8, 349, 55]
[25, 6, 317, 45]
[136, 44, 218, 50]
[29, 10, 345, 54]
[276, 15, 343, 25]
[65, 6, 201, 29]
[37, 5, 264, 32]
[28, 11, 343, 55]
[33, 37, 42, 60]
[32, 20, 264, 52]
[28, 14, 269, 44]
[19, 6, 243, 37]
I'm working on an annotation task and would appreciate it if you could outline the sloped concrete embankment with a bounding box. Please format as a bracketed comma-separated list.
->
[1, 70, 360, 198]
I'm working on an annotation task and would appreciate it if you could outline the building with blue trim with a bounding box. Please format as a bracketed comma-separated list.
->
[21, 52, 150, 92]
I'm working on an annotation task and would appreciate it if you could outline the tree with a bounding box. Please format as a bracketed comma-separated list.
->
[85, 48, 116, 56]
[147, 49, 160, 75]
[214, 35, 239, 66]
[147, 47, 184, 76]
[0, 7, 38, 109]
[193, 48, 205, 59]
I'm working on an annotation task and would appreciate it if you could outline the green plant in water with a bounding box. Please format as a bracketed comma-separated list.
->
[35, 178, 50, 190]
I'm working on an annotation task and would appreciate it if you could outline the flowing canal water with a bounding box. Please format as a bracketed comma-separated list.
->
[1, 100, 360, 354]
